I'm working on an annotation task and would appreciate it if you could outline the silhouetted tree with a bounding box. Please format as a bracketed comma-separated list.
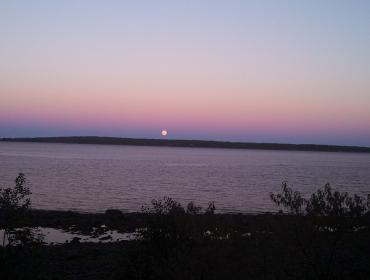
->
[0, 173, 43, 247]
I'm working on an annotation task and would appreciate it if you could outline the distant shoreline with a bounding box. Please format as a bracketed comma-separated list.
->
[1, 136, 370, 153]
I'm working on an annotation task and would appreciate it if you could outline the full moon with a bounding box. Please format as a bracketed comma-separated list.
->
[161, 130, 168, 136]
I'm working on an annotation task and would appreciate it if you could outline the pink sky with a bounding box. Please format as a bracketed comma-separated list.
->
[1, 1, 369, 146]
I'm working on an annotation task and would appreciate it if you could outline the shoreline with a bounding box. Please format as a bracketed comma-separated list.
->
[2, 136, 370, 153]
[2, 209, 370, 279]
[8, 208, 276, 232]
[5, 208, 370, 234]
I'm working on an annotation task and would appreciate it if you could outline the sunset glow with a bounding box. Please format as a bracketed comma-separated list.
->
[0, 1, 369, 146]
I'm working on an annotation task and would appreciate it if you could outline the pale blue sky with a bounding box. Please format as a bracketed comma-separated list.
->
[1, 1, 369, 145]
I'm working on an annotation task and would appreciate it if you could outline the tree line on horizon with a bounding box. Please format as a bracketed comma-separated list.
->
[2, 136, 370, 153]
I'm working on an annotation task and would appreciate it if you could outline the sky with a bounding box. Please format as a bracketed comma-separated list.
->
[0, 0, 369, 146]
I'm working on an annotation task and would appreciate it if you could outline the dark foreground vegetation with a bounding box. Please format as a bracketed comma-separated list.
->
[1, 174, 370, 279]
[2, 136, 370, 153]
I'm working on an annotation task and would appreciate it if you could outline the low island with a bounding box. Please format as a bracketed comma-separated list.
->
[2, 136, 370, 153]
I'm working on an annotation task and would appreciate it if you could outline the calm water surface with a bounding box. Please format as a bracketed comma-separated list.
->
[0, 142, 369, 213]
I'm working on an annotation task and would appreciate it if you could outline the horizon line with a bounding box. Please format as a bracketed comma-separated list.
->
[2, 136, 370, 151]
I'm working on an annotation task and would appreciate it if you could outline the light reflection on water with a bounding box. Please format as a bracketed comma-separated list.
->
[0, 142, 370, 213]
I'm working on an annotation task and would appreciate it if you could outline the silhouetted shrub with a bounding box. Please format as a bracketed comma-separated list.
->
[140, 197, 189, 245]
[269, 182, 370, 279]
[0, 174, 44, 280]
[205, 201, 216, 215]
[270, 181, 305, 215]
[0, 173, 31, 223]
[142, 196, 185, 215]
[270, 182, 370, 217]
[306, 183, 369, 218]
[186, 201, 202, 215]
[0, 173, 44, 247]
[140, 197, 219, 246]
